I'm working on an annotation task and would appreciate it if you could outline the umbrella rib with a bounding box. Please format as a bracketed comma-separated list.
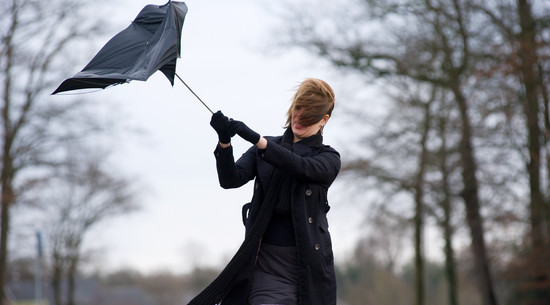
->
[175, 73, 214, 114]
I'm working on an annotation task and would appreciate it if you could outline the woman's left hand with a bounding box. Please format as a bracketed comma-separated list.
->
[228, 120, 267, 149]
[229, 120, 260, 144]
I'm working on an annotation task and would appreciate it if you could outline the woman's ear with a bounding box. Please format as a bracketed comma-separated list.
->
[321, 114, 330, 126]
[318, 114, 330, 134]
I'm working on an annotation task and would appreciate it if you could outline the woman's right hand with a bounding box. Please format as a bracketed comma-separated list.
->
[210, 110, 232, 144]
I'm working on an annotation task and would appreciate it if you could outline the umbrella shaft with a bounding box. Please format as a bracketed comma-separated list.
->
[175, 73, 214, 114]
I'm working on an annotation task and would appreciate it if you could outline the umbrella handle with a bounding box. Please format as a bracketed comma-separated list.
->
[175, 73, 214, 114]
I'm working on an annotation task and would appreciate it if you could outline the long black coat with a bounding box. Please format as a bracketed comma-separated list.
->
[214, 133, 341, 305]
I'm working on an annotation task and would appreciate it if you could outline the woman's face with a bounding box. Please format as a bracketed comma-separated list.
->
[291, 108, 329, 142]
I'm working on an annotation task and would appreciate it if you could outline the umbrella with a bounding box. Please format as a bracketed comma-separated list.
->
[52, 1, 212, 113]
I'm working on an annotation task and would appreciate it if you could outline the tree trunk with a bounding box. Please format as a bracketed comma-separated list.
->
[0, 158, 14, 305]
[67, 254, 78, 305]
[438, 113, 459, 305]
[413, 101, 432, 305]
[414, 196, 425, 305]
[0, 191, 10, 305]
[454, 86, 499, 305]
[52, 250, 63, 305]
[537, 61, 550, 244]
[516, 0, 550, 302]
[517, 0, 546, 251]
[66, 239, 81, 305]
[539, 63, 550, 245]
[0, 1, 17, 302]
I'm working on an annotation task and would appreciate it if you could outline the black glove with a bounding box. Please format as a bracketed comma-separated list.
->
[229, 120, 260, 145]
[210, 110, 232, 144]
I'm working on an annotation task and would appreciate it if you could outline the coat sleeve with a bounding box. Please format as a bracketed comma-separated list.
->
[260, 139, 341, 185]
[214, 144, 257, 189]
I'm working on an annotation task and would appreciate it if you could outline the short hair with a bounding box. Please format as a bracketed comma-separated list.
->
[285, 78, 335, 128]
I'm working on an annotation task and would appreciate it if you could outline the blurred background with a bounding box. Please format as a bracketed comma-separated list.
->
[2, 0, 550, 304]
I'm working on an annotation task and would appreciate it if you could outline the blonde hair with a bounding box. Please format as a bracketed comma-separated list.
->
[284, 78, 335, 128]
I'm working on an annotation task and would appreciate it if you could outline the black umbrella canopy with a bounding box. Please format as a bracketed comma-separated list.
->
[53, 1, 188, 94]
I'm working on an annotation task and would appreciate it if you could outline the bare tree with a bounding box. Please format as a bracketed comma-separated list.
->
[43, 145, 137, 305]
[342, 80, 452, 305]
[0, 0, 114, 302]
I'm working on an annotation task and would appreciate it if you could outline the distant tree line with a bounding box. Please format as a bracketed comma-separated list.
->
[7, 262, 220, 305]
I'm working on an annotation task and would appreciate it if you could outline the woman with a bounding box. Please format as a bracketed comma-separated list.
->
[189, 78, 340, 305]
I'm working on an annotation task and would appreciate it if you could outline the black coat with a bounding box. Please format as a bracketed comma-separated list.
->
[214, 133, 341, 305]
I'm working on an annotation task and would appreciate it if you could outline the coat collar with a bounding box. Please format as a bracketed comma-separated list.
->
[283, 128, 324, 149]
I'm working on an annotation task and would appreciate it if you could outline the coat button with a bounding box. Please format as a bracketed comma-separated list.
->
[314, 244, 321, 251]
[308, 217, 313, 224]
[305, 189, 312, 196]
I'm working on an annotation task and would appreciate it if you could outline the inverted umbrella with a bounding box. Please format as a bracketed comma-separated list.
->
[52, 1, 212, 113]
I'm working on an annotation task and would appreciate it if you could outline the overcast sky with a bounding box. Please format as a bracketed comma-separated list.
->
[53, 0, 369, 274]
